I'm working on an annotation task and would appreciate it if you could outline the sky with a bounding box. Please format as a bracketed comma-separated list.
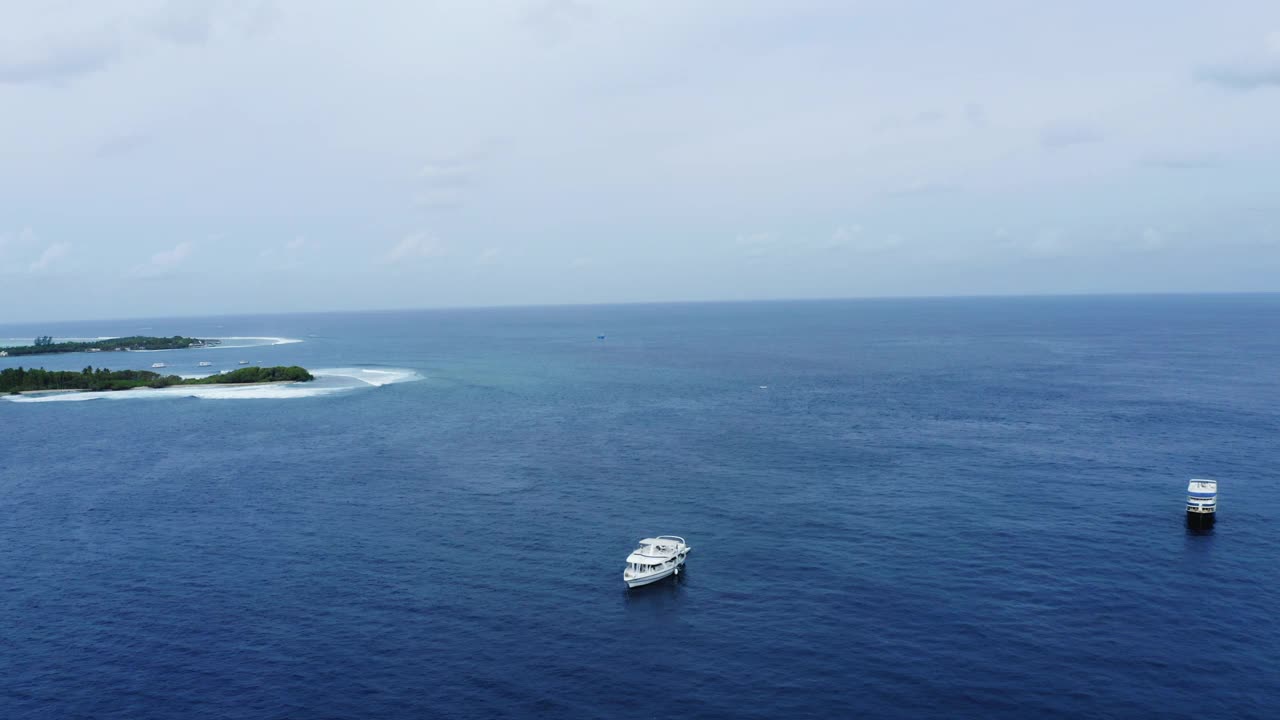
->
[2, 0, 1280, 322]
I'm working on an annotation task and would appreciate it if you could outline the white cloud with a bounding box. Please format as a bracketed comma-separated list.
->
[1198, 33, 1280, 91]
[134, 241, 194, 276]
[1024, 229, 1069, 258]
[824, 225, 904, 253]
[418, 163, 470, 187]
[1138, 151, 1217, 170]
[258, 236, 307, 267]
[0, 226, 40, 272]
[1197, 60, 1280, 90]
[28, 242, 71, 272]
[734, 232, 778, 257]
[413, 159, 475, 210]
[151, 241, 194, 267]
[0, 3, 254, 86]
[384, 232, 445, 262]
[1141, 227, 1164, 250]
[0, 226, 38, 250]
[1136, 227, 1168, 252]
[413, 190, 465, 210]
[6, 3, 1280, 312]
[477, 247, 501, 264]
[1040, 124, 1104, 149]
[522, 0, 594, 44]
[883, 181, 958, 197]
[820, 225, 862, 250]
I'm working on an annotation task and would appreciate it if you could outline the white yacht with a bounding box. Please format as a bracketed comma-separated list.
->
[1186, 479, 1218, 528]
[198, 361, 213, 367]
[623, 536, 691, 588]
[151, 362, 167, 369]
[238, 360, 249, 365]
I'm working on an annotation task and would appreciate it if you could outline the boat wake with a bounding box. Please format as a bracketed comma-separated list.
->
[1, 367, 422, 403]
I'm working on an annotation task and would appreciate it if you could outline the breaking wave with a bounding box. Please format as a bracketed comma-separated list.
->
[1, 367, 421, 403]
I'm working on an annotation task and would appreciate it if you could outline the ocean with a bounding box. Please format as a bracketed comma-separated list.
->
[2, 296, 1278, 719]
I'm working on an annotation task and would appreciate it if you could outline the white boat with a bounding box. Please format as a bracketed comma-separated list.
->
[623, 536, 691, 588]
[1187, 478, 1218, 528]
[151, 362, 166, 369]
[198, 361, 212, 367]
[238, 360, 249, 365]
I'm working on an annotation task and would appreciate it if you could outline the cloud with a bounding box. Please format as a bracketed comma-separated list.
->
[0, 41, 121, 85]
[734, 232, 778, 257]
[413, 192, 465, 210]
[883, 181, 958, 198]
[1021, 228, 1069, 258]
[151, 241, 194, 267]
[821, 225, 862, 251]
[384, 232, 445, 262]
[521, 0, 594, 43]
[825, 225, 902, 253]
[28, 242, 71, 272]
[964, 103, 987, 129]
[146, 1, 219, 46]
[0, 226, 37, 251]
[134, 241, 194, 276]
[0, 2, 259, 86]
[258, 236, 307, 267]
[418, 162, 470, 188]
[1, 227, 41, 272]
[1197, 31, 1280, 90]
[413, 160, 474, 210]
[875, 109, 947, 133]
[1197, 61, 1280, 91]
[1039, 124, 1103, 149]
[477, 247, 502, 264]
[1137, 227, 1166, 252]
[1138, 151, 1218, 170]
[94, 132, 152, 157]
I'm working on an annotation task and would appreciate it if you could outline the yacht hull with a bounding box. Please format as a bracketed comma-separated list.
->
[624, 554, 688, 588]
[1186, 511, 1215, 529]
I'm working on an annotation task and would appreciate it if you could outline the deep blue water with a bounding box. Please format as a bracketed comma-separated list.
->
[2, 296, 1279, 719]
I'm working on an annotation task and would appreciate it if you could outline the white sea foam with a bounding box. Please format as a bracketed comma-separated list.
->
[210, 336, 305, 349]
[2, 366, 422, 403]
[312, 367, 421, 387]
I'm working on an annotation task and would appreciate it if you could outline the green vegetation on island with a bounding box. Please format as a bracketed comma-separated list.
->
[1, 366, 314, 394]
[0, 335, 218, 358]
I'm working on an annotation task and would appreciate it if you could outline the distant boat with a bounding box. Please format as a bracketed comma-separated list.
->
[198, 361, 212, 367]
[238, 360, 249, 365]
[623, 536, 691, 588]
[1187, 478, 1218, 529]
[597, 335, 606, 340]
[151, 362, 166, 369]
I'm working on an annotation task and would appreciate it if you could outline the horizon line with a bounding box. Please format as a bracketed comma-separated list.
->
[2, 290, 1278, 328]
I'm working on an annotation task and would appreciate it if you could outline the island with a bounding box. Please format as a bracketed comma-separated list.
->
[0, 335, 218, 358]
[1, 366, 314, 394]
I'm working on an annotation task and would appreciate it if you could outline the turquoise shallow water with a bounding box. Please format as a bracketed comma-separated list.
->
[2, 296, 1278, 719]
